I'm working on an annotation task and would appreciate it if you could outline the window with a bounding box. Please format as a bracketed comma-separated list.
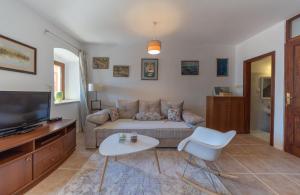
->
[53, 48, 80, 104]
[54, 60, 65, 101]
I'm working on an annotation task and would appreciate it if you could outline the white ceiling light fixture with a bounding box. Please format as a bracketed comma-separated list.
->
[147, 21, 161, 55]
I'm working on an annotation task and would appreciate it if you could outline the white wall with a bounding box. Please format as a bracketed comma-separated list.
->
[234, 21, 285, 149]
[84, 42, 235, 116]
[0, 0, 81, 126]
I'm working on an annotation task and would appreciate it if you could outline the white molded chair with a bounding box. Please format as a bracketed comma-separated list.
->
[177, 126, 236, 195]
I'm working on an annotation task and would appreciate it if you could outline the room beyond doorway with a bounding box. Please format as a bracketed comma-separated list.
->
[243, 52, 275, 145]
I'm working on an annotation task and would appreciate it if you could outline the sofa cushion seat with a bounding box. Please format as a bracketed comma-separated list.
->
[94, 119, 193, 146]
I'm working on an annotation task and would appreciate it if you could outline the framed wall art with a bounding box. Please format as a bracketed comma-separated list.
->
[141, 58, 158, 80]
[113, 65, 129, 77]
[0, 35, 37, 74]
[93, 57, 109, 69]
[217, 58, 228, 77]
[181, 60, 199, 75]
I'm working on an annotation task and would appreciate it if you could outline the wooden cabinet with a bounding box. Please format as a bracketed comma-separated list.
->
[0, 120, 76, 195]
[34, 138, 64, 178]
[206, 96, 246, 133]
[0, 154, 32, 195]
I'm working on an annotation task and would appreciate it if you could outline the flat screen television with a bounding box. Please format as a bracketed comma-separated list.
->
[0, 91, 51, 137]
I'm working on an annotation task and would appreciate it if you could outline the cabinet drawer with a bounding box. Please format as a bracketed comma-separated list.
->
[63, 128, 76, 155]
[0, 154, 32, 195]
[33, 138, 63, 178]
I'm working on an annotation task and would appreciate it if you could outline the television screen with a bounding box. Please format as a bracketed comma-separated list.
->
[0, 91, 51, 132]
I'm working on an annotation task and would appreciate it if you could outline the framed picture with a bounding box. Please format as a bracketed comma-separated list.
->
[141, 58, 158, 80]
[260, 77, 271, 99]
[217, 58, 228, 77]
[181, 60, 199, 75]
[213, 86, 231, 96]
[0, 35, 36, 74]
[93, 57, 109, 69]
[113, 65, 129, 77]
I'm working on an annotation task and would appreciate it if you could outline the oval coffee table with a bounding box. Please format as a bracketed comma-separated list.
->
[98, 133, 161, 191]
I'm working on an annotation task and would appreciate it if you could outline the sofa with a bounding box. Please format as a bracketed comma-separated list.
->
[84, 99, 204, 148]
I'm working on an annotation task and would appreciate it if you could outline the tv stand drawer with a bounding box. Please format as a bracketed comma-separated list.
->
[33, 138, 63, 178]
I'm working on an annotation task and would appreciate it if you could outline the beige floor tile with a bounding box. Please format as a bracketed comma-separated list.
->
[233, 155, 276, 173]
[25, 169, 78, 195]
[224, 145, 250, 155]
[257, 174, 300, 195]
[60, 150, 94, 169]
[220, 174, 274, 195]
[214, 153, 250, 174]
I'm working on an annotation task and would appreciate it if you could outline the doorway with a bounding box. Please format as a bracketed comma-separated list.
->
[243, 52, 275, 145]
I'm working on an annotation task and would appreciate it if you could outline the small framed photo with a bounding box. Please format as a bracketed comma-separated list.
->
[113, 65, 129, 77]
[93, 57, 109, 69]
[181, 60, 199, 75]
[141, 58, 158, 80]
[217, 58, 228, 77]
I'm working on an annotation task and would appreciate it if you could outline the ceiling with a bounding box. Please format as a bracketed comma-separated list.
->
[20, 0, 300, 45]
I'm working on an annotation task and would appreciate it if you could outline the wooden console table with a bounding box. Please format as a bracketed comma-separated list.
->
[0, 119, 76, 195]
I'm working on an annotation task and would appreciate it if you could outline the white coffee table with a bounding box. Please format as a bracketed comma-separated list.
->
[98, 133, 161, 191]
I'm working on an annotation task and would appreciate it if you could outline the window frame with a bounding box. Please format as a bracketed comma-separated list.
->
[286, 14, 300, 42]
[54, 60, 65, 100]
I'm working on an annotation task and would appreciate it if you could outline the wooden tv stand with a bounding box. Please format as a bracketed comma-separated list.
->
[0, 119, 76, 195]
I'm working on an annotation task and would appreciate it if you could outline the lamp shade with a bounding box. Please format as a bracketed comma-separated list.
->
[88, 83, 103, 92]
[147, 40, 161, 55]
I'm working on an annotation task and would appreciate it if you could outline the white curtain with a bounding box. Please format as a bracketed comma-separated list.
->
[78, 50, 89, 132]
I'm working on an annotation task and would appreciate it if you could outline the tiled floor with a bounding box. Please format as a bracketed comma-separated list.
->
[26, 133, 300, 195]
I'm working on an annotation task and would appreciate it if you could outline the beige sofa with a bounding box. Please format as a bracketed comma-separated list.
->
[84, 100, 204, 148]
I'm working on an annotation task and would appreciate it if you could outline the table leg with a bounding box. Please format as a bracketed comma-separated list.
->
[154, 149, 161, 174]
[99, 156, 108, 191]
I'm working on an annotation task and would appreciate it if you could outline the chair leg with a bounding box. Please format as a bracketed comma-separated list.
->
[184, 157, 238, 180]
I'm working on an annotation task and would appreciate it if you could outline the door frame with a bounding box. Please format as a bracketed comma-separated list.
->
[284, 14, 300, 155]
[243, 51, 275, 146]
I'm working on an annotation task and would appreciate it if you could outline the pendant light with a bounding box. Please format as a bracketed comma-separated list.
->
[147, 21, 161, 55]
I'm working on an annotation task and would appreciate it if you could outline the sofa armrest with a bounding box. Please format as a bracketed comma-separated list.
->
[182, 110, 205, 125]
[84, 119, 99, 148]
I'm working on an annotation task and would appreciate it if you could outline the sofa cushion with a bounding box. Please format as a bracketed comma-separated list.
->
[161, 100, 184, 118]
[108, 108, 119, 122]
[95, 119, 192, 139]
[168, 108, 182, 122]
[117, 100, 139, 119]
[139, 100, 161, 114]
[135, 112, 162, 121]
[86, 109, 110, 125]
[182, 110, 205, 125]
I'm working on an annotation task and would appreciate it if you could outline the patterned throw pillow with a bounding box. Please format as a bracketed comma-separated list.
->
[167, 108, 182, 122]
[182, 110, 205, 125]
[161, 100, 184, 119]
[86, 109, 110, 125]
[108, 108, 119, 122]
[135, 112, 162, 121]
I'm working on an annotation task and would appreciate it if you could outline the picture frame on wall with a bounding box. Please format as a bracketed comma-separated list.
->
[181, 60, 199, 75]
[141, 58, 158, 80]
[0, 35, 37, 74]
[93, 57, 109, 69]
[113, 65, 129, 77]
[217, 58, 228, 77]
